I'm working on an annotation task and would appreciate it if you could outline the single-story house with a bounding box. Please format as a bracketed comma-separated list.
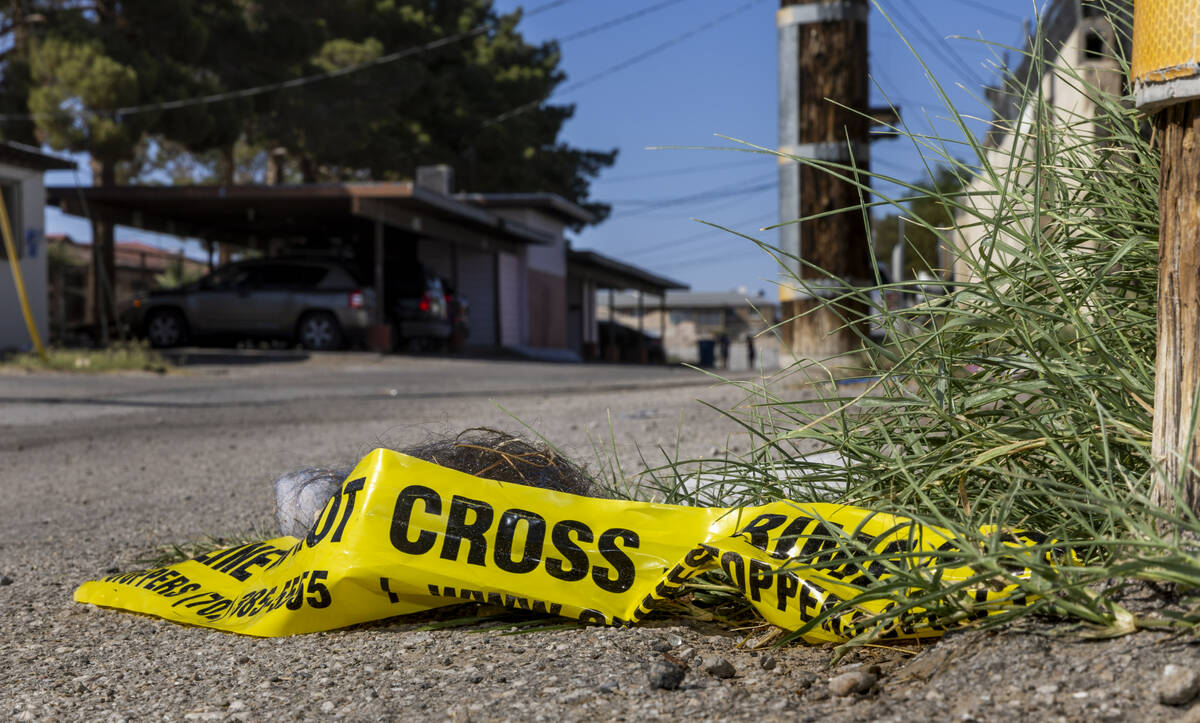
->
[0, 141, 75, 351]
[47, 166, 686, 359]
[599, 290, 781, 370]
[47, 235, 207, 341]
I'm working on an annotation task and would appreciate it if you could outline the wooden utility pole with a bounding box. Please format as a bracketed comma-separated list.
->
[1132, 2, 1200, 519]
[777, 0, 873, 363]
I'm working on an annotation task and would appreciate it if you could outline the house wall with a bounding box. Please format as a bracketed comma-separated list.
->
[457, 248, 496, 347]
[491, 207, 568, 349]
[497, 250, 523, 347]
[951, 0, 1122, 282]
[0, 162, 46, 351]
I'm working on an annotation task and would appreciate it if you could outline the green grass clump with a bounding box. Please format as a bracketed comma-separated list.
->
[655, 0, 1200, 643]
[2, 340, 172, 374]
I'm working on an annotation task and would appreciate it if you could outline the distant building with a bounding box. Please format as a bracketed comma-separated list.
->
[48, 168, 685, 359]
[0, 141, 74, 351]
[47, 235, 206, 341]
[598, 290, 781, 370]
[950, 0, 1125, 281]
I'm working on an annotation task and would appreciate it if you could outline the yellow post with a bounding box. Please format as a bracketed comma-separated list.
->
[0, 190, 47, 360]
[1132, 0, 1200, 519]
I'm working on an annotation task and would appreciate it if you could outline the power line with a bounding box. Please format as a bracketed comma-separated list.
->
[608, 172, 769, 205]
[616, 181, 775, 219]
[485, 0, 767, 126]
[886, 0, 990, 89]
[0, 0, 582, 122]
[598, 158, 767, 184]
[954, 0, 1027, 24]
[618, 213, 776, 260]
[560, 0, 697, 43]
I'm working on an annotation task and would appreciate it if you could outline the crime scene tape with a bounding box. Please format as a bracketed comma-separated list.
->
[75, 449, 1052, 642]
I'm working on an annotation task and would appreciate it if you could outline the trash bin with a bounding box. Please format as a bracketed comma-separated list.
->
[697, 339, 716, 367]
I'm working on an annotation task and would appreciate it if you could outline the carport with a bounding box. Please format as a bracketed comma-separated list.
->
[47, 182, 563, 349]
[566, 249, 687, 361]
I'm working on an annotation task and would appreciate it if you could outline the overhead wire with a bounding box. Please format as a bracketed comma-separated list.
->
[886, 0, 990, 89]
[597, 158, 768, 184]
[616, 213, 777, 260]
[954, 0, 1026, 24]
[607, 171, 769, 206]
[484, 0, 768, 126]
[0, 0, 583, 122]
[559, 0, 697, 43]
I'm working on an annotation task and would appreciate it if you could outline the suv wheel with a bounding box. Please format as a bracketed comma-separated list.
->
[145, 309, 187, 348]
[297, 312, 344, 351]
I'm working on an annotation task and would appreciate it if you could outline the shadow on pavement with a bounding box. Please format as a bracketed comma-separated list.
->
[161, 348, 311, 367]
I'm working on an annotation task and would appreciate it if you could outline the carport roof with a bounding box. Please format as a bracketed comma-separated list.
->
[0, 141, 75, 171]
[45, 182, 564, 247]
[568, 249, 687, 295]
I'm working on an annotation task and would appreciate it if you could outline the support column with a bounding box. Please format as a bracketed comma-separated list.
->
[1133, 1, 1200, 522]
[374, 219, 385, 326]
[777, 0, 872, 365]
[1150, 101, 1200, 519]
[637, 290, 646, 363]
[367, 217, 391, 351]
[660, 294, 667, 363]
[606, 288, 617, 362]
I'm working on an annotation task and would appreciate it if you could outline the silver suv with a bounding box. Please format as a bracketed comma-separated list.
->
[130, 259, 375, 350]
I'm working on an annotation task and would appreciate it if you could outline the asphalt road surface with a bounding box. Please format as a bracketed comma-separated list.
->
[1, 353, 814, 720]
[4, 353, 1195, 721]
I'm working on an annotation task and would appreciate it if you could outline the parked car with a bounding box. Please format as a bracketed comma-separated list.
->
[127, 258, 375, 350]
[597, 320, 665, 364]
[390, 266, 452, 351]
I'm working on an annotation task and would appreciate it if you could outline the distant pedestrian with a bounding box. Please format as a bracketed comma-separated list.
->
[746, 334, 756, 369]
[718, 333, 731, 370]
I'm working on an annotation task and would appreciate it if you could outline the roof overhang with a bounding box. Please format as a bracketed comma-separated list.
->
[457, 192, 595, 225]
[46, 183, 558, 248]
[568, 249, 688, 295]
[0, 141, 75, 172]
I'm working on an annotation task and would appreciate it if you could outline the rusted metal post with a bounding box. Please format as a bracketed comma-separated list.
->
[1132, 1, 1200, 519]
[777, 0, 873, 364]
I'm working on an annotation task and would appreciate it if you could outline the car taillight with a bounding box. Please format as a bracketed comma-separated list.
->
[419, 292, 431, 312]
[348, 290, 366, 309]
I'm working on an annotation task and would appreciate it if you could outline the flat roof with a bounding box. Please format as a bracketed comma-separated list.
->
[604, 290, 778, 310]
[456, 192, 595, 225]
[0, 141, 75, 171]
[46, 183, 559, 247]
[568, 249, 688, 295]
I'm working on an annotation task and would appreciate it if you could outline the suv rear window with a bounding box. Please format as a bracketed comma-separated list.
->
[255, 263, 329, 289]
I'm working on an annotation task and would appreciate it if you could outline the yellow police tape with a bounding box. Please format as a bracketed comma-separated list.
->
[75, 449, 1051, 642]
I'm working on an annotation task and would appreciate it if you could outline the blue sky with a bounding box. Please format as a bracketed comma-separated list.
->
[44, 0, 1034, 293]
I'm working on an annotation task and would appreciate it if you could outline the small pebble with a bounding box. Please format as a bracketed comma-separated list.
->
[0, 575, 12, 586]
[794, 671, 818, 689]
[760, 656, 778, 671]
[828, 670, 877, 697]
[666, 633, 684, 648]
[597, 679, 620, 694]
[676, 646, 697, 663]
[650, 639, 672, 653]
[648, 659, 686, 690]
[1157, 664, 1200, 706]
[703, 657, 737, 679]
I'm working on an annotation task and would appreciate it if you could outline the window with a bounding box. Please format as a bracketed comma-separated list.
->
[0, 181, 20, 261]
[1084, 30, 1106, 60]
[255, 263, 327, 289]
